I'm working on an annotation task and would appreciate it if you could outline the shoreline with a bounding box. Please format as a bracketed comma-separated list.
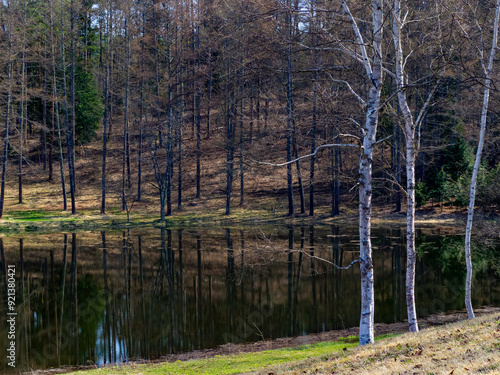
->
[0, 206, 497, 235]
[25, 306, 500, 375]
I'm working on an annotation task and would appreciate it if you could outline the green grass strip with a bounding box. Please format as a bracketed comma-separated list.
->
[68, 339, 362, 375]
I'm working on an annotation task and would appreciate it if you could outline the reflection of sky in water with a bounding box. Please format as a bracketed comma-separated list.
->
[96, 324, 104, 366]
[0, 226, 498, 373]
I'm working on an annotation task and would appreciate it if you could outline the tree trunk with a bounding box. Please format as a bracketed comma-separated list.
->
[256, 79, 261, 136]
[286, 47, 294, 216]
[225, 93, 235, 215]
[196, 90, 201, 199]
[464, 0, 500, 320]
[122, 11, 131, 211]
[101, 0, 111, 214]
[239, 82, 244, 207]
[67, 0, 77, 214]
[265, 99, 269, 132]
[309, 69, 317, 217]
[249, 87, 254, 144]
[206, 49, 212, 139]
[155, 27, 162, 147]
[178, 61, 184, 210]
[166, 45, 173, 217]
[309, 2, 318, 217]
[50, 3, 67, 211]
[19, 4, 27, 205]
[0, 59, 12, 219]
[42, 73, 48, 172]
[392, 0, 427, 332]
[340, 0, 383, 345]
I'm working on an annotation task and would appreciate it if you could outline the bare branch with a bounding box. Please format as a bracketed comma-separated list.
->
[300, 250, 361, 270]
[415, 80, 440, 128]
[339, 0, 373, 78]
[327, 72, 366, 107]
[348, 117, 363, 128]
[373, 177, 409, 198]
[250, 143, 360, 167]
[374, 134, 393, 145]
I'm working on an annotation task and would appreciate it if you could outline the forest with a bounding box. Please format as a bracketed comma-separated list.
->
[0, 0, 499, 347]
[0, 0, 498, 220]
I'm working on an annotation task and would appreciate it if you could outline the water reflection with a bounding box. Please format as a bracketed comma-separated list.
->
[0, 225, 498, 372]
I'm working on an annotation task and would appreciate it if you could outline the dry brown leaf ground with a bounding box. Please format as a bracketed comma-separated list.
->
[259, 309, 500, 375]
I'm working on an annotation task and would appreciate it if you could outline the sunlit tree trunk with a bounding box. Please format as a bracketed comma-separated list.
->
[393, 0, 418, 332]
[340, 0, 384, 346]
[464, 0, 500, 320]
[393, 0, 442, 332]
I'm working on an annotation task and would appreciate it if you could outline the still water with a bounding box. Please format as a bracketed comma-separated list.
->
[0, 225, 499, 372]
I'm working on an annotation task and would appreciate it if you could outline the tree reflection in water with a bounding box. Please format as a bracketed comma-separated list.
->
[0, 226, 498, 373]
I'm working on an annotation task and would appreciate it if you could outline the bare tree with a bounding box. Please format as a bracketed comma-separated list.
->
[340, 0, 384, 345]
[0, 0, 14, 219]
[101, 0, 112, 214]
[461, 0, 500, 319]
[392, 0, 439, 333]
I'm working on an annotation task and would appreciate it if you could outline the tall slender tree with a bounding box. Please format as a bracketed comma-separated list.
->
[0, 0, 13, 219]
[100, 0, 112, 214]
[340, 0, 384, 345]
[463, 0, 500, 319]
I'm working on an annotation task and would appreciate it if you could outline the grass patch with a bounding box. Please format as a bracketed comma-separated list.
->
[67, 335, 397, 375]
[67, 340, 360, 375]
[5, 209, 53, 221]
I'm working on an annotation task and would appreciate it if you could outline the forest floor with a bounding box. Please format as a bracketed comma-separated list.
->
[28, 307, 500, 374]
[0, 167, 498, 235]
[1, 129, 499, 234]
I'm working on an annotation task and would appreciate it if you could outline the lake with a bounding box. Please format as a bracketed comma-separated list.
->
[0, 225, 499, 372]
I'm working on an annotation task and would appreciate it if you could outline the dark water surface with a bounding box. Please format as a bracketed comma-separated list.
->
[0, 225, 499, 372]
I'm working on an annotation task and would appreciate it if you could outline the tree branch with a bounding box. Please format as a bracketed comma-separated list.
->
[300, 250, 361, 270]
[340, 0, 373, 78]
[327, 73, 366, 107]
[250, 143, 360, 167]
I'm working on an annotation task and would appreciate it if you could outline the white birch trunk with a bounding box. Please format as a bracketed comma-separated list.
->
[341, 0, 384, 346]
[392, 0, 419, 333]
[464, 0, 500, 320]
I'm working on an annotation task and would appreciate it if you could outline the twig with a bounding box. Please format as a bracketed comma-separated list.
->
[250, 143, 359, 167]
[299, 250, 361, 270]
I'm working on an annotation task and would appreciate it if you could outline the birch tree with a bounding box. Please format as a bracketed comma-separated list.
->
[340, 0, 384, 345]
[392, 0, 439, 333]
[462, 0, 500, 319]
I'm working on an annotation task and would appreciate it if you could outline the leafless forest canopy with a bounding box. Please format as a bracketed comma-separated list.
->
[0, 0, 499, 218]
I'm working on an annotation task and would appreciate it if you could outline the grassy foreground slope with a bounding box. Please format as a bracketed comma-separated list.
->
[65, 312, 500, 375]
